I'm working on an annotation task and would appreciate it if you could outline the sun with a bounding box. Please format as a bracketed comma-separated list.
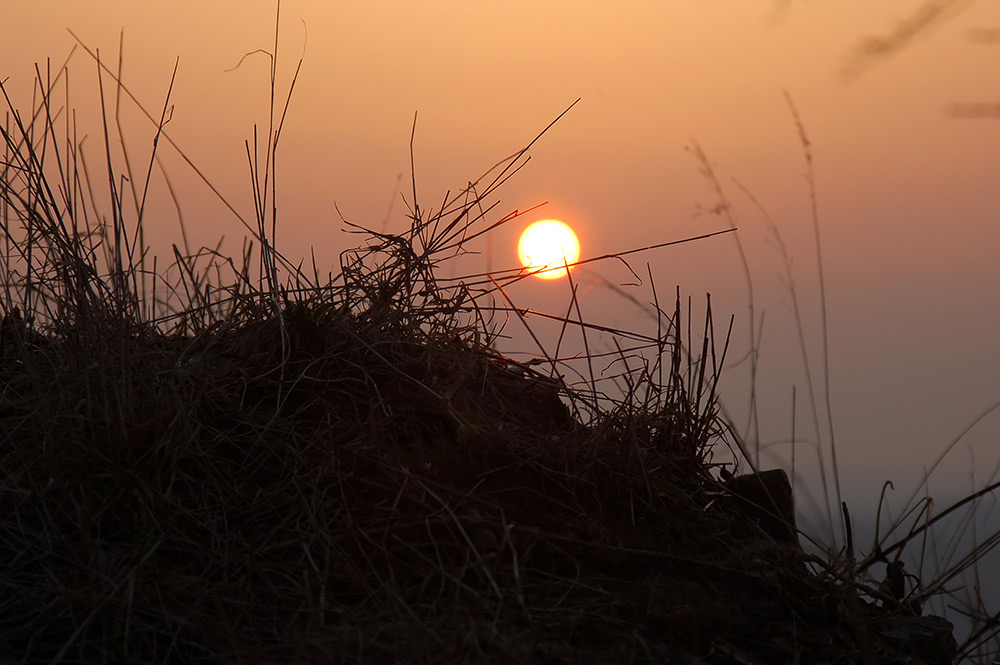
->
[517, 219, 581, 280]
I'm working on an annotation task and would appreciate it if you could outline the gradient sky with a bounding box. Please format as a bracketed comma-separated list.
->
[3, 2, 1000, 541]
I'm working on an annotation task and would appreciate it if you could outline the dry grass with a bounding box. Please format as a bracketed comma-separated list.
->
[1, 26, 995, 665]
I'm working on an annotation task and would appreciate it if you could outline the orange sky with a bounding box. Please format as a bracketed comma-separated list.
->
[3, 1, 1000, 527]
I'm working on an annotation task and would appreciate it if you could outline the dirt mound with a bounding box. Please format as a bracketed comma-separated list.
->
[0, 302, 957, 664]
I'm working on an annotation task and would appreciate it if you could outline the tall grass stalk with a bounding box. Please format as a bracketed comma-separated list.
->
[687, 142, 762, 467]
[784, 92, 844, 545]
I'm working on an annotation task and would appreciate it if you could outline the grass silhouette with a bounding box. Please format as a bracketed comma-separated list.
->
[1, 10, 997, 663]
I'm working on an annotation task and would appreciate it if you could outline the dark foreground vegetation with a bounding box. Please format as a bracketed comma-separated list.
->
[1, 49, 994, 664]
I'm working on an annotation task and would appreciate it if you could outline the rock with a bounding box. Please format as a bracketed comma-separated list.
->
[722, 468, 800, 549]
[878, 614, 957, 665]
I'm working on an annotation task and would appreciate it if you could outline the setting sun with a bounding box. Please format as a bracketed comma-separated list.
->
[517, 219, 581, 280]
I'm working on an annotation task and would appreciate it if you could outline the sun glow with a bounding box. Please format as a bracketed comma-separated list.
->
[517, 220, 581, 280]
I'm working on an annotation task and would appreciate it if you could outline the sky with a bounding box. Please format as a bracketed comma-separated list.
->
[3, 1, 1000, 569]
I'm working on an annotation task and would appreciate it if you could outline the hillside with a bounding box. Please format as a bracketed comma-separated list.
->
[0, 277, 959, 664]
